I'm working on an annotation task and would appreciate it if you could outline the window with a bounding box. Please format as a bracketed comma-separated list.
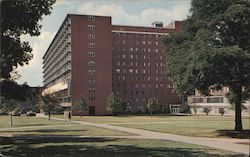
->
[207, 97, 224, 103]
[88, 79, 96, 84]
[89, 88, 96, 92]
[88, 34, 95, 39]
[193, 98, 203, 103]
[129, 69, 133, 73]
[88, 15, 95, 21]
[88, 25, 95, 30]
[155, 49, 159, 53]
[88, 51, 95, 57]
[88, 61, 95, 66]
[88, 43, 95, 48]
[130, 55, 133, 59]
[156, 41, 159, 45]
[88, 70, 96, 75]
[89, 96, 95, 101]
[116, 69, 120, 73]
[148, 48, 151, 52]
[122, 54, 126, 58]
[142, 41, 146, 45]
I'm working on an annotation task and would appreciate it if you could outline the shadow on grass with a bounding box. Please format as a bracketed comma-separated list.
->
[0, 128, 88, 134]
[0, 136, 245, 157]
[216, 130, 250, 139]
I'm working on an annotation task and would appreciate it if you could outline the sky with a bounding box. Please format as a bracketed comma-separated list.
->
[17, 0, 191, 87]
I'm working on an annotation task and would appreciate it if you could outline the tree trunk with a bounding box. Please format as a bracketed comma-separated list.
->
[233, 86, 243, 132]
[48, 113, 51, 121]
[10, 112, 13, 126]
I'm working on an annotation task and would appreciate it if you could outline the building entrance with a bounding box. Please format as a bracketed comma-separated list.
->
[89, 106, 95, 115]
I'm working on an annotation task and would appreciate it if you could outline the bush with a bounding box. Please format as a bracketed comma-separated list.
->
[219, 108, 225, 116]
[203, 107, 212, 115]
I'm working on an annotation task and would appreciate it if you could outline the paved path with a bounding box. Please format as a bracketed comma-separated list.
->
[37, 115, 250, 155]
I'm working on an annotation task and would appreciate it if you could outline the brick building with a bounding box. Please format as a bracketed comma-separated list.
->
[42, 14, 182, 115]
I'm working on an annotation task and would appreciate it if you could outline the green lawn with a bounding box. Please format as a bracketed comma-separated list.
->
[64, 115, 250, 138]
[0, 116, 131, 137]
[1, 137, 246, 157]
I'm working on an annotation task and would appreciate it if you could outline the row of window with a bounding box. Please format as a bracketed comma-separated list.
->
[113, 47, 161, 53]
[114, 83, 172, 89]
[193, 97, 224, 103]
[115, 62, 164, 67]
[117, 90, 167, 96]
[115, 69, 165, 74]
[114, 40, 159, 46]
[114, 76, 170, 81]
[87, 21, 96, 101]
[113, 32, 164, 38]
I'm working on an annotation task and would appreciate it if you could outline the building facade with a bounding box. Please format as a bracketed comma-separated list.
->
[43, 14, 182, 115]
[188, 88, 250, 115]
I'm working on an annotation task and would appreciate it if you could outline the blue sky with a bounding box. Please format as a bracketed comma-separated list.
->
[17, 0, 191, 86]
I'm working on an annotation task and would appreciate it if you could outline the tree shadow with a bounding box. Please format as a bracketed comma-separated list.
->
[0, 128, 88, 133]
[0, 136, 115, 145]
[216, 130, 250, 139]
[0, 136, 245, 157]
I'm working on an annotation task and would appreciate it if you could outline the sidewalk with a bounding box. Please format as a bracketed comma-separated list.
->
[37, 114, 250, 155]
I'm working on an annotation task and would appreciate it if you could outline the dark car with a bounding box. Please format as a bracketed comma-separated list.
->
[26, 111, 36, 116]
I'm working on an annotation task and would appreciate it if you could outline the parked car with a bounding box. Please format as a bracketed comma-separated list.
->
[9, 111, 21, 116]
[26, 111, 36, 116]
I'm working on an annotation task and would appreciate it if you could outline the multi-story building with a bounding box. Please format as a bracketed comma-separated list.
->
[42, 14, 182, 115]
[188, 87, 250, 115]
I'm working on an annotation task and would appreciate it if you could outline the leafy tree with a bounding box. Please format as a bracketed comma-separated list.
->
[192, 105, 200, 115]
[203, 107, 212, 115]
[0, 98, 20, 126]
[0, 80, 31, 125]
[163, 0, 250, 131]
[41, 93, 60, 120]
[1, 0, 56, 79]
[106, 93, 123, 116]
[147, 97, 160, 117]
[75, 96, 88, 119]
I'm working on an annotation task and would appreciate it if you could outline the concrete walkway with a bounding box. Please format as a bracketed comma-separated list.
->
[36, 115, 250, 155]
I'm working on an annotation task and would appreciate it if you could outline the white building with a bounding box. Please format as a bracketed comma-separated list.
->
[188, 87, 250, 116]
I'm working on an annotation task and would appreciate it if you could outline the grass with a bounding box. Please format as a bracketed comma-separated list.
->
[0, 137, 247, 157]
[0, 116, 132, 137]
[60, 115, 250, 138]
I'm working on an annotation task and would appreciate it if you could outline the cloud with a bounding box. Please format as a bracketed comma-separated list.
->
[78, 1, 190, 26]
[17, 32, 56, 86]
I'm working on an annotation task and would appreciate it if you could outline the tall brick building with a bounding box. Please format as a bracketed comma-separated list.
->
[43, 14, 182, 115]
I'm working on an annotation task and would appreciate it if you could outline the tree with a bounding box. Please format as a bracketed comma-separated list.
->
[0, 80, 31, 125]
[106, 93, 123, 116]
[192, 105, 200, 115]
[75, 96, 88, 119]
[1, 0, 56, 79]
[219, 108, 225, 116]
[163, 0, 250, 131]
[147, 97, 160, 117]
[203, 107, 212, 115]
[0, 98, 19, 126]
[41, 93, 60, 120]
